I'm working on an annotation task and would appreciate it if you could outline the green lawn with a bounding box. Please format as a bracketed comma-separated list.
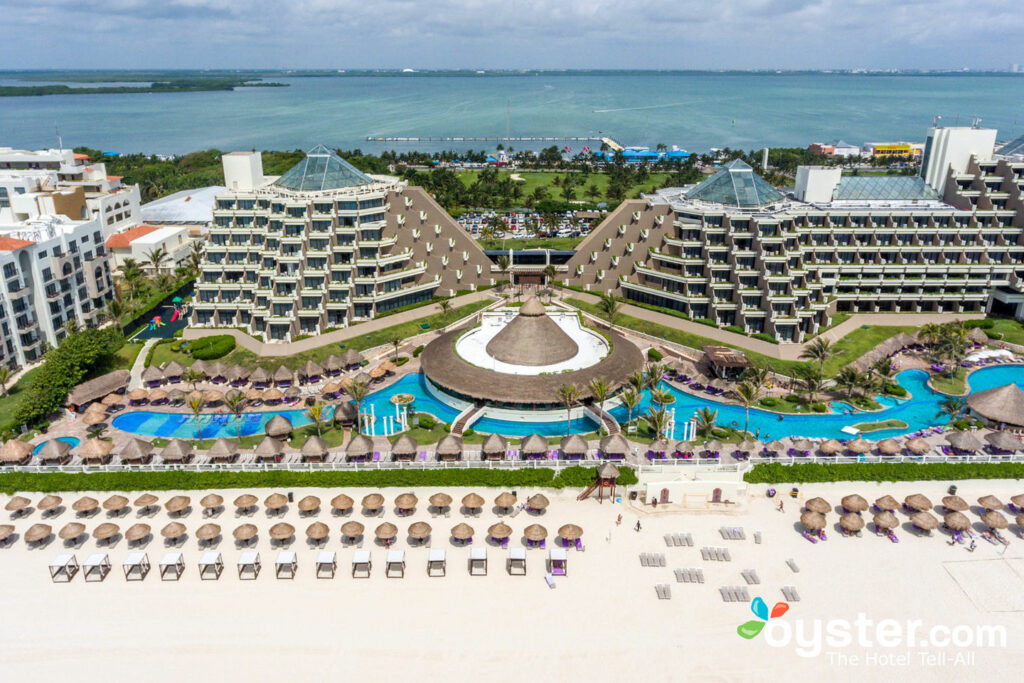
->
[986, 318, 1024, 345]
[111, 342, 145, 371]
[930, 368, 967, 395]
[822, 324, 918, 376]
[455, 170, 672, 207]
[479, 237, 584, 251]
[0, 367, 42, 427]
[147, 300, 492, 370]
[854, 419, 908, 432]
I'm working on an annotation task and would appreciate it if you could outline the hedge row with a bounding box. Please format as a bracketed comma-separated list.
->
[0, 465, 638, 494]
[189, 334, 236, 360]
[744, 462, 1024, 484]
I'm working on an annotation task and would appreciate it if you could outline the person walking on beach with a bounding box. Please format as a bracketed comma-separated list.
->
[634, 520, 642, 532]
[777, 499, 784, 512]
[616, 514, 622, 526]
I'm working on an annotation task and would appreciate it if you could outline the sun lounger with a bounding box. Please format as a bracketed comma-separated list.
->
[674, 568, 686, 582]
[640, 553, 648, 567]
[742, 569, 760, 585]
[722, 548, 731, 561]
[701, 547, 710, 561]
[736, 586, 750, 601]
[782, 586, 801, 602]
[664, 534, 674, 547]
[656, 584, 672, 600]
[720, 587, 734, 602]
[545, 572, 556, 589]
[786, 558, 800, 573]
[695, 568, 704, 583]
[754, 532, 762, 544]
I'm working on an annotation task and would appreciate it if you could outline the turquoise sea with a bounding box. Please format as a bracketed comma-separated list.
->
[1, 73, 1023, 154]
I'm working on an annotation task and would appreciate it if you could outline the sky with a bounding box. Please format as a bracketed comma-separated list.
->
[0, 0, 1022, 71]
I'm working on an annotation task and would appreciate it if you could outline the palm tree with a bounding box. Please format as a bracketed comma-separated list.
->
[347, 380, 371, 434]
[598, 294, 621, 327]
[628, 371, 646, 394]
[587, 378, 611, 435]
[937, 396, 966, 421]
[732, 381, 760, 438]
[799, 337, 834, 376]
[223, 391, 247, 444]
[99, 293, 127, 326]
[306, 399, 327, 438]
[0, 366, 10, 397]
[188, 241, 204, 272]
[556, 383, 582, 437]
[438, 298, 452, 322]
[389, 336, 401, 360]
[650, 386, 672, 408]
[645, 407, 670, 440]
[144, 246, 169, 277]
[919, 322, 944, 346]
[496, 254, 510, 292]
[121, 259, 144, 303]
[620, 388, 640, 428]
[796, 369, 824, 404]
[871, 358, 895, 394]
[834, 367, 861, 398]
[741, 364, 772, 393]
[186, 394, 205, 440]
[543, 264, 557, 300]
[182, 368, 202, 392]
[644, 362, 666, 390]
[693, 406, 717, 438]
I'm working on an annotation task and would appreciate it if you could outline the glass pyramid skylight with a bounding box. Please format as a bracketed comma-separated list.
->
[998, 132, 1024, 157]
[685, 159, 784, 207]
[272, 144, 374, 191]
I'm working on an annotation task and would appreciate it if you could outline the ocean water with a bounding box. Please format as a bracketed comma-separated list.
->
[1, 73, 1023, 155]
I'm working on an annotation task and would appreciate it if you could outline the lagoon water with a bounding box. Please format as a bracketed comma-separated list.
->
[2, 73, 1023, 154]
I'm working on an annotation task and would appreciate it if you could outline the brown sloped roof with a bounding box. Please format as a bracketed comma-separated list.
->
[254, 436, 284, 457]
[141, 366, 163, 382]
[250, 367, 272, 383]
[967, 384, 1024, 427]
[346, 434, 373, 458]
[436, 434, 463, 456]
[264, 414, 293, 437]
[485, 297, 579, 366]
[66, 370, 130, 406]
[520, 433, 548, 455]
[323, 354, 343, 371]
[421, 328, 644, 404]
[340, 348, 363, 365]
[300, 435, 329, 458]
[164, 361, 186, 376]
[300, 360, 324, 378]
[273, 365, 294, 382]
[37, 439, 72, 461]
[598, 434, 629, 455]
[481, 432, 508, 455]
[208, 438, 239, 459]
[560, 434, 588, 455]
[159, 439, 191, 462]
[391, 433, 418, 456]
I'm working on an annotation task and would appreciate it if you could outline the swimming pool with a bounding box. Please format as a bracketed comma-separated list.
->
[110, 365, 1024, 441]
[33, 436, 80, 455]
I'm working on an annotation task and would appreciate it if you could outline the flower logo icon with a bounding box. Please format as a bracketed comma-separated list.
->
[737, 596, 789, 639]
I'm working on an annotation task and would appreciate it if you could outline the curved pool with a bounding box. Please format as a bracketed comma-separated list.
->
[111, 365, 1024, 441]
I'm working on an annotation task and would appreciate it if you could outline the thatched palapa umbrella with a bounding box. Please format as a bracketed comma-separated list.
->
[165, 495, 191, 515]
[234, 494, 258, 512]
[450, 522, 474, 541]
[72, 496, 99, 514]
[840, 494, 868, 513]
[298, 496, 321, 514]
[1012, 494, 1024, 508]
[395, 493, 418, 512]
[300, 435, 329, 461]
[481, 432, 508, 459]
[981, 510, 1008, 530]
[161, 522, 186, 541]
[943, 511, 971, 531]
[159, 439, 191, 463]
[978, 495, 1004, 511]
[840, 513, 865, 532]
[527, 494, 550, 511]
[791, 438, 814, 453]
[984, 431, 1023, 452]
[905, 438, 931, 455]
[436, 434, 463, 461]
[375, 522, 398, 541]
[429, 493, 452, 510]
[37, 439, 73, 463]
[942, 495, 968, 512]
[120, 437, 153, 464]
[819, 439, 843, 455]
[37, 495, 62, 513]
[102, 494, 129, 513]
[910, 511, 938, 531]
[873, 511, 899, 530]
[233, 524, 258, 542]
[524, 524, 547, 542]
[269, 522, 295, 541]
[408, 521, 432, 540]
[488, 522, 512, 540]
[558, 524, 584, 541]
[391, 433, 418, 460]
[462, 492, 484, 511]
[874, 495, 899, 512]
[494, 492, 516, 510]
[25, 523, 52, 544]
[846, 437, 872, 454]
[0, 524, 13, 542]
[254, 435, 284, 461]
[362, 493, 384, 512]
[265, 493, 288, 512]
[101, 393, 124, 406]
[306, 522, 329, 542]
[946, 431, 984, 453]
[200, 494, 224, 512]
[58, 522, 85, 541]
[0, 440, 33, 464]
[5, 495, 31, 513]
[207, 438, 239, 463]
[346, 434, 373, 460]
[125, 523, 151, 543]
[876, 439, 901, 456]
[804, 497, 830, 514]
[301, 360, 324, 380]
[800, 511, 825, 531]
[196, 523, 221, 542]
[93, 522, 120, 541]
[966, 383, 1024, 428]
[341, 521, 364, 539]
[134, 493, 159, 511]
[331, 494, 354, 513]
[904, 494, 932, 511]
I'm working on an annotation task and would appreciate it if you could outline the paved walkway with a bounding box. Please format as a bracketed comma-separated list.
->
[182, 290, 497, 357]
[127, 339, 156, 390]
[563, 289, 983, 361]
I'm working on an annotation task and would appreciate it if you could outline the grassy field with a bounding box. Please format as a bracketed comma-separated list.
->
[455, 170, 672, 206]
[930, 368, 968, 395]
[112, 342, 145, 371]
[478, 237, 584, 251]
[854, 419, 908, 432]
[147, 300, 492, 370]
[0, 367, 42, 426]
[986, 318, 1024, 345]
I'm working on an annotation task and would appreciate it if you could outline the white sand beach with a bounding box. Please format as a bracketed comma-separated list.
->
[1, 480, 1023, 683]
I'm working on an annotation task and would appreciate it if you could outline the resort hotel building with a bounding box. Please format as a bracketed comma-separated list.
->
[196, 146, 494, 341]
[564, 125, 1024, 343]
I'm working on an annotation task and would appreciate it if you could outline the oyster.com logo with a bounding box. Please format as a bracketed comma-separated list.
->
[737, 596, 789, 639]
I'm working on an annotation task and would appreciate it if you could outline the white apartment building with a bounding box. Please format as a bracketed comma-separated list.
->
[105, 224, 193, 274]
[0, 147, 141, 237]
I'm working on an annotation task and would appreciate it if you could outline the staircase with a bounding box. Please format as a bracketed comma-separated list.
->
[451, 404, 486, 437]
[585, 405, 620, 435]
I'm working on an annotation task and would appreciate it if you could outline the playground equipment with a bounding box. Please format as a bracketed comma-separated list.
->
[577, 462, 621, 503]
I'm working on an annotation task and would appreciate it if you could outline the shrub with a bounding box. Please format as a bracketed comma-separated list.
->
[885, 384, 908, 397]
[418, 415, 436, 429]
[394, 357, 410, 366]
[751, 333, 779, 344]
[189, 335, 235, 360]
[759, 397, 778, 407]
[724, 325, 745, 335]
[170, 342, 182, 353]
[811, 403, 827, 413]
[647, 348, 663, 361]
[952, 418, 972, 431]
[463, 429, 475, 438]
[745, 462, 1024, 485]
[711, 427, 730, 438]
[173, 329, 184, 338]
[413, 345, 425, 358]
[695, 318, 716, 327]
[783, 394, 801, 403]
[964, 319, 995, 329]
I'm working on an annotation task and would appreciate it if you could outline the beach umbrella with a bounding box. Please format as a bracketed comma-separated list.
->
[102, 495, 129, 512]
[134, 493, 159, 510]
[524, 524, 548, 541]
[800, 511, 825, 531]
[494, 492, 517, 509]
[127, 388, 149, 402]
[72, 496, 99, 513]
[873, 511, 898, 530]
[203, 389, 224, 404]
[941, 495, 968, 512]
[905, 438, 931, 455]
[330, 494, 354, 512]
[82, 412, 107, 426]
[763, 440, 787, 455]
[4, 495, 31, 513]
[265, 493, 288, 511]
[792, 438, 814, 452]
[125, 523, 151, 543]
[58, 522, 85, 541]
[649, 439, 670, 454]
[341, 521, 364, 539]
[819, 439, 843, 455]
[354, 371, 371, 385]
[981, 510, 1008, 530]
[37, 439, 73, 462]
[1017, 513, 1024, 529]
[245, 388, 263, 401]
[284, 387, 301, 400]
[703, 439, 724, 454]
[408, 521, 432, 540]
[876, 439, 901, 455]
[450, 522, 474, 541]
[37, 495, 62, 512]
[101, 393, 124, 406]
[527, 494, 550, 511]
[0, 524, 13, 542]
[375, 522, 398, 541]
[159, 439, 191, 463]
[234, 494, 258, 511]
[120, 438, 154, 463]
[840, 494, 868, 513]
[488, 522, 512, 540]
[298, 496, 321, 514]
[846, 437, 872, 454]
[165, 495, 191, 515]
[558, 524, 584, 541]
[395, 493, 418, 511]
[269, 523, 295, 541]
[910, 511, 938, 531]
[233, 524, 258, 542]
[253, 436, 284, 461]
[945, 432, 984, 452]
[943, 512, 971, 531]
[161, 522, 186, 540]
[148, 389, 168, 403]
[306, 522, 329, 541]
[461, 493, 484, 510]
[735, 440, 758, 455]
[840, 513, 864, 532]
[874, 495, 899, 511]
[196, 523, 221, 542]
[25, 523, 52, 543]
[361, 493, 384, 511]
[1012, 494, 1024, 508]
[804, 497, 830, 514]
[200, 494, 224, 511]
[93, 522, 120, 541]
[904, 494, 932, 511]
[984, 431, 1023, 452]
[977, 495, 1004, 511]
[368, 364, 387, 379]
[429, 493, 452, 509]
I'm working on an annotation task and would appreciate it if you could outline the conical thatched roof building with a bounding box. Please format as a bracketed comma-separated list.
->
[392, 433, 418, 458]
[967, 384, 1024, 427]
[346, 434, 373, 459]
[560, 434, 588, 456]
[265, 414, 293, 438]
[485, 297, 578, 366]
